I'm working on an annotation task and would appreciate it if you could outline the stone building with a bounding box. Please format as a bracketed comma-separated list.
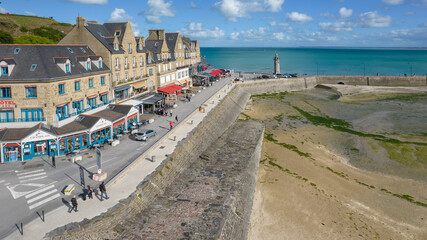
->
[59, 17, 150, 102]
[0, 44, 111, 128]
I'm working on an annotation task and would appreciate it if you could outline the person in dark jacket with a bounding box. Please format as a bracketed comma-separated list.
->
[69, 195, 78, 212]
[87, 187, 93, 199]
[99, 181, 108, 201]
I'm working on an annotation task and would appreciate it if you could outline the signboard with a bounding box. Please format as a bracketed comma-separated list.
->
[23, 148, 31, 153]
[0, 100, 16, 107]
[9, 151, 17, 161]
[96, 148, 102, 173]
[22, 130, 55, 143]
[80, 166, 85, 187]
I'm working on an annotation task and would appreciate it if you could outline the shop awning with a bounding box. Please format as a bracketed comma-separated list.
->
[4, 143, 20, 147]
[87, 94, 98, 99]
[56, 102, 70, 108]
[157, 84, 183, 94]
[99, 91, 109, 95]
[209, 70, 221, 76]
[132, 81, 146, 90]
[115, 85, 131, 92]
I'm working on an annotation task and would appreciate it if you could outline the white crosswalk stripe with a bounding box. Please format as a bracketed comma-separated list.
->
[18, 172, 46, 180]
[16, 169, 44, 176]
[25, 184, 60, 210]
[29, 193, 60, 210]
[20, 176, 47, 183]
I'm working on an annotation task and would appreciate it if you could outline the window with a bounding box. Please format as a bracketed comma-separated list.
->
[100, 94, 108, 104]
[149, 68, 153, 76]
[125, 72, 128, 81]
[58, 83, 65, 95]
[14, 48, 21, 54]
[133, 56, 136, 66]
[133, 71, 136, 79]
[128, 43, 132, 54]
[73, 100, 83, 114]
[115, 31, 120, 36]
[125, 58, 128, 67]
[80, 47, 86, 53]
[67, 48, 73, 53]
[21, 109, 43, 121]
[140, 56, 143, 66]
[1, 66, 8, 75]
[75, 81, 80, 91]
[30, 64, 37, 71]
[115, 58, 119, 68]
[0, 110, 14, 122]
[65, 64, 70, 73]
[88, 78, 93, 88]
[87, 97, 97, 109]
[0, 87, 11, 98]
[86, 62, 91, 70]
[56, 104, 69, 120]
[25, 87, 37, 98]
[116, 74, 119, 82]
[101, 76, 105, 85]
[114, 43, 119, 50]
[98, 61, 102, 68]
[178, 43, 181, 49]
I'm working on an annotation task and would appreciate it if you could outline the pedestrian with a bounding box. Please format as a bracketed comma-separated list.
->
[170, 109, 173, 117]
[199, 106, 202, 112]
[165, 109, 168, 116]
[170, 121, 173, 130]
[69, 195, 78, 212]
[99, 181, 108, 201]
[87, 187, 93, 199]
[175, 115, 178, 122]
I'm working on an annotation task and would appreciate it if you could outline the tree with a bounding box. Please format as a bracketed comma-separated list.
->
[31, 26, 65, 42]
[13, 35, 54, 44]
[0, 30, 13, 44]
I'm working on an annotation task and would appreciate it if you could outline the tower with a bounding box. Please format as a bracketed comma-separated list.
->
[274, 52, 280, 75]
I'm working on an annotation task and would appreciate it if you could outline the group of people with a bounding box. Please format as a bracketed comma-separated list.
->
[69, 181, 109, 213]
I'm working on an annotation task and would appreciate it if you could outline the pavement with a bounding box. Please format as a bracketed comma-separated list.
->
[4, 75, 237, 240]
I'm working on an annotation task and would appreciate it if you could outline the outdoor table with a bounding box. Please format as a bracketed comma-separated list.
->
[71, 150, 80, 154]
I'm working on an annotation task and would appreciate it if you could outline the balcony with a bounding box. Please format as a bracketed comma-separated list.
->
[57, 100, 115, 121]
[0, 117, 46, 123]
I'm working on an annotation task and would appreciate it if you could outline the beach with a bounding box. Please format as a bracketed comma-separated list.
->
[246, 85, 427, 239]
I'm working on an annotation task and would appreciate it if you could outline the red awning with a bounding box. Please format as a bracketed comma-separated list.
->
[87, 94, 98, 99]
[157, 84, 184, 94]
[209, 70, 221, 76]
[99, 91, 109, 95]
[4, 143, 20, 147]
[56, 102, 70, 108]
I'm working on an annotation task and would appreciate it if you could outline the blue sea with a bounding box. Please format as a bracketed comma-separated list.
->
[201, 48, 427, 76]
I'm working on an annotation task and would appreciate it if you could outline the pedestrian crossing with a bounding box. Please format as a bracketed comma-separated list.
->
[7, 169, 60, 210]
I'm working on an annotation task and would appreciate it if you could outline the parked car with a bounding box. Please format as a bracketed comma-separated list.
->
[135, 129, 156, 141]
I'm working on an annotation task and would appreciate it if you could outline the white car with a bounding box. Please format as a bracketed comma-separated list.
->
[135, 129, 156, 141]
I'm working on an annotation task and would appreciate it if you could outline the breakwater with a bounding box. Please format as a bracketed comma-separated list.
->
[46, 75, 423, 239]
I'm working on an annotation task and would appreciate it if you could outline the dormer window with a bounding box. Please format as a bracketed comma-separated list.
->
[1, 66, 8, 75]
[98, 60, 102, 68]
[115, 31, 120, 36]
[114, 43, 119, 51]
[86, 61, 91, 70]
[14, 48, 21, 54]
[139, 43, 142, 50]
[67, 48, 73, 53]
[65, 63, 70, 73]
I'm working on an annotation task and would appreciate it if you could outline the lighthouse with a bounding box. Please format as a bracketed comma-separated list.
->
[274, 52, 280, 75]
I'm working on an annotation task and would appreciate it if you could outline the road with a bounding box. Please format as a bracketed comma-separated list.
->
[0, 74, 235, 239]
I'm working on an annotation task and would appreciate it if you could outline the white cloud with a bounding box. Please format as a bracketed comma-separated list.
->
[273, 32, 285, 41]
[109, 8, 141, 36]
[269, 21, 289, 27]
[143, 0, 175, 24]
[213, 0, 285, 22]
[230, 32, 240, 40]
[63, 0, 108, 4]
[265, 0, 285, 12]
[190, 2, 198, 8]
[319, 22, 353, 33]
[382, 0, 404, 4]
[0, 7, 6, 14]
[359, 11, 392, 28]
[286, 12, 313, 24]
[320, 12, 335, 18]
[339, 7, 352, 18]
[181, 22, 225, 39]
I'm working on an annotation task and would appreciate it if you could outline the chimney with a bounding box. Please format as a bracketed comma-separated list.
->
[148, 29, 165, 40]
[76, 16, 86, 28]
[157, 30, 165, 40]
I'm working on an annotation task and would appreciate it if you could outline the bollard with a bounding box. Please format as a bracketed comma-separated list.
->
[152, 156, 155, 162]
[42, 210, 45, 222]
[20, 222, 23, 235]
[174, 136, 176, 141]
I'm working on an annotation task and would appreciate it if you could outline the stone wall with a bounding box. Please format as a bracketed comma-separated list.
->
[316, 75, 427, 86]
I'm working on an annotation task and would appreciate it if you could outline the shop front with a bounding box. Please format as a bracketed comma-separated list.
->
[113, 118, 125, 137]
[89, 118, 112, 145]
[20, 127, 58, 160]
[2, 143, 21, 162]
[127, 113, 138, 129]
[58, 133, 89, 155]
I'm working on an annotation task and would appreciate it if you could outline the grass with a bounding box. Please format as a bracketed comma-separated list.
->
[266, 156, 309, 183]
[265, 133, 312, 158]
[250, 91, 289, 100]
[380, 188, 427, 207]
[273, 114, 284, 123]
[294, 106, 427, 147]
[377, 94, 427, 102]
[354, 179, 375, 189]
[326, 167, 349, 180]
[169, 157, 174, 162]
[138, 193, 142, 199]
[240, 112, 251, 120]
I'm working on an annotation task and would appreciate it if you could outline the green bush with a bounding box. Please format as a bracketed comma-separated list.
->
[0, 30, 13, 44]
[20, 26, 29, 32]
[31, 26, 65, 42]
[14, 35, 54, 44]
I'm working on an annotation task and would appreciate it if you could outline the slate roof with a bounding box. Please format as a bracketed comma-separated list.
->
[145, 40, 163, 54]
[85, 22, 125, 54]
[54, 114, 101, 136]
[92, 105, 133, 122]
[0, 123, 57, 142]
[165, 33, 178, 52]
[107, 104, 133, 115]
[1, 58, 16, 65]
[0, 45, 110, 82]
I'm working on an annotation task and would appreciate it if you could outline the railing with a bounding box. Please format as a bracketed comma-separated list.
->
[58, 100, 115, 121]
[0, 117, 46, 123]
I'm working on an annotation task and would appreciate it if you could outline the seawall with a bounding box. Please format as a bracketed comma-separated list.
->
[316, 75, 427, 86]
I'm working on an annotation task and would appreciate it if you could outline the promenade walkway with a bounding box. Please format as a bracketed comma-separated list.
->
[5, 76, 236, 240]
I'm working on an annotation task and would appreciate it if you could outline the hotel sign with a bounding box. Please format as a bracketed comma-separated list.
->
[22, 130, 56, 143]
[0, 100, 16, 107]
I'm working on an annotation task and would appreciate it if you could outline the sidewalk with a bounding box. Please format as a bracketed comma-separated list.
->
[6, 79, 236, 240]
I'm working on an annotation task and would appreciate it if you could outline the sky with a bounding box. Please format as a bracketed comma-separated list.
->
[2, 0, 427, 47]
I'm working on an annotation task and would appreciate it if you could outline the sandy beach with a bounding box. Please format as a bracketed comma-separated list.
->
[246, 85, 427, 240]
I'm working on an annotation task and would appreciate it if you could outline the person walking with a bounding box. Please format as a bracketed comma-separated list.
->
[170, 121, 173, 130]
[99, 181, 108, 201]
[87, 187, 93, 200]
[170, 109, 173, 117]
[69, 195, 78, 213]
[175, 115, 178, 122]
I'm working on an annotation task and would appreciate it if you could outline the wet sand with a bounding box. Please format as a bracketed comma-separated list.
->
[246, 86, 427, 240]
